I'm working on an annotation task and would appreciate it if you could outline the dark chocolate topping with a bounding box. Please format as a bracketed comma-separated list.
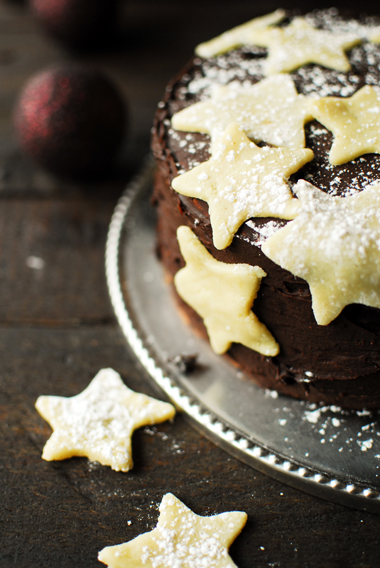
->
[152, 9, 380, 408]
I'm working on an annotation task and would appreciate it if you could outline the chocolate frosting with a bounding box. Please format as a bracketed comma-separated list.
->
[152, 9, 380, 408]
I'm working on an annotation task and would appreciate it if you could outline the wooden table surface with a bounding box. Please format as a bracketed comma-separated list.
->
[2, 1, 380, 567]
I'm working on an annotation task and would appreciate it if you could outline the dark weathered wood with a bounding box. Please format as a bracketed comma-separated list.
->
[2, 1, 380, 567]
[0, 326, 380, 568]
[2, 327, 380, 568]
[0, 197, 116, 324]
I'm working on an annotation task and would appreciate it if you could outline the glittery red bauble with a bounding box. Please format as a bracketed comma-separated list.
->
[14, 65, 127, 179]
[30, 0, 118, 48]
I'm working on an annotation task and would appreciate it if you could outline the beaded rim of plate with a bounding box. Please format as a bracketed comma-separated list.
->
[105, 158, 380, 513]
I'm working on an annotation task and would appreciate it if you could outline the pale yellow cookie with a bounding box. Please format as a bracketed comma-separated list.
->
[262, 180, 380, 325]
[174, 226, 279, 356]
[35, 368, 175, 472]
[172, 74, 313, 150]
[252, 17, 360, 75]
[308, 85, 380, 165]
[195, 9, 285, 57]
[368, 27, 380, 43]
[172, 122, 313, 250]
[98, 493, 247, 568]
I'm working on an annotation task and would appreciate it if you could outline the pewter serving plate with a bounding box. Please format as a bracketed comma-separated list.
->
[106, 159, 380, 512]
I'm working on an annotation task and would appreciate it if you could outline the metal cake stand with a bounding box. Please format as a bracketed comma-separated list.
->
[106, 159, 380, 513]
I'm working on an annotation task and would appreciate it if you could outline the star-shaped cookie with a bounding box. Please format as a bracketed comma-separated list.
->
[35, 368, 176, 472]
[98, 493, 247, 568]
[172, 74, 313, 150]
[262, 180, 380, 325]
[172, 122, 313, 250]
[252, 17, 360, 75]
[174, 226, 279, 356]
[195, 9, 285, 57]
[308, 85, 380, 165]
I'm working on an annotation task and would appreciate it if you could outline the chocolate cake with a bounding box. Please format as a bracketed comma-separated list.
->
[151, 8, 380, 409]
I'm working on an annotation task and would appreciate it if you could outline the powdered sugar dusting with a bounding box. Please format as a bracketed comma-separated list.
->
[143, 494, 246, 568]
[172, 123, 311, 250]
[187, 50, 265, 99]
[98, 494, 247, 568]
[143, 504, 229, 567]
[161, 8, 380, 260]
[272, 396, 380, 466]
[173, 74, 312, 151]
[262, 179, 380, 324]
[246, 219, 283, 246]
[35, 368, 175, 472]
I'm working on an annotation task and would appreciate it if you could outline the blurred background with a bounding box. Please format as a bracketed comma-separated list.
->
[2, 0, 380, 195]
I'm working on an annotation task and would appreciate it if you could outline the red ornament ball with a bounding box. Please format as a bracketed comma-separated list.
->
[30, 0, 118, 49]
[14, 65, 127, 179]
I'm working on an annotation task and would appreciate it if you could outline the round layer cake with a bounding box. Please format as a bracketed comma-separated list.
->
[151, 8, 380, 409]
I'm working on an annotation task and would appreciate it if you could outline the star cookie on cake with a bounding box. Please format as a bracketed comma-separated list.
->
[35, 368, 176, 472]
[252, 17, 360, 75]
[195, 9, 285, 57]
[174, 226, 279, 356]
[172, 74, 313, 150]
[172, 122, 313, 250]
[98, 493, 247, 568]
[262, 180, 380, 325]
[308, 85, 380, 165]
